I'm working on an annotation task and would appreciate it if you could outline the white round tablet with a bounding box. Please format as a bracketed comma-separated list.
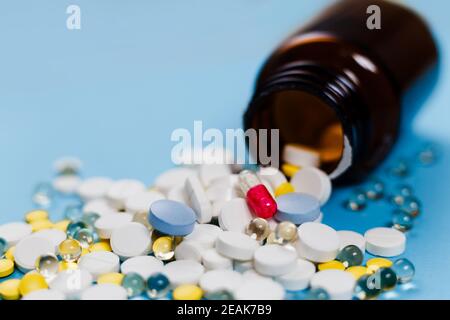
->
[338, 230, 366, 252]
[283, 144, 320, 168]
[14, 236, 55, 272]
[199, 269, 243, 293]
[234, 278, 285, 300]
[124, 190, 165, 214]
[174, 240, 203, 262]
[0, 222, 32, 247]
[290, 167, 332, 205]
[184, 223, 222, 249]
[120, 255, 164, 279]
[22, 289, 65, 300]
[94, 212, 133, 239]
[81, 283, 127, 300]
[201, 248, 233, 270]
[275, 258, 316, 291]
[218, 198, 253, 233]
[167, 185, 189, 205]
[107, 179, 146, 209]
[110, 222, 151, 259]
[185, 175, 213, 223]
[77, 177, 113, 201]
[29, 229, 67, 251]
[154, 167, 196, 194]
[215, 231, 259, 261]
[83, 198, 115, 216]
[295, 222, 340, 263]
[242, 269, 270, 282]
[199, 164, 231, 187]
[310, 269, 356, 300]
[364, 227, 406, 257]
[254, 245, 297, 276]
[78, 251, 120, 279]
[52, 175, 81, 194]
[206, 179, 240, 203]
[49, 269, 93, 299]
[162, 260, 205, 287]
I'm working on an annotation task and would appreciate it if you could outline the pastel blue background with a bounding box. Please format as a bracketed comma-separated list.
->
[0, 0, 449, 299]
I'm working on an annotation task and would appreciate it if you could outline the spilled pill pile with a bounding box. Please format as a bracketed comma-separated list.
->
[0, 144, 422, 300]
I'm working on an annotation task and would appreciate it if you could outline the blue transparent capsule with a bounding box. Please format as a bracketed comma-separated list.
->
[365, 178, 385, 200]
[122, 272, 146, 298]
[392, 210, 413, 232]
[66, 221, 88, 238]
[147, 273, 170, 299]
[398, 196, 421, 218]
[82, 212, 101, 227]
[386, 160, 410, 178]
[306, 288, 330, 300]
[354, 274, 381, 300]
[342, 189, 367, 211]
[73, 228, 98, 248]
[64, 204, 84, 222]
[392, 258, 415, 284]
[417, 143, 439, 166]
[337, 245, 364, 267]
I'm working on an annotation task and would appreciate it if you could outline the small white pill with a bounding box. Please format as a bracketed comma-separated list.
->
[174, 240, 203, 263]
[364, 227, 406, 257]
[167, 185, 189, 205]
[283, 144, 320, 168]
[14, 236, 55, 272]
[120, 255, 164, 279]
[242, 269, 269, 281]
[52, 175, 81, 194]
[254, 245, 297, 276]
[154, 167, 196, 194]
[184, 223, 222, 249]
[78, 251, 120, 280]
[275, 258, 316, 291]
[216, 231, 259, 261]
[125, 190, 165, 214]
[185, 175, 213, 223]
[110, 222, 151, 259]
[201, 248, 233, 270]
[29, 229, 67, 251]
[199, 164, 232, 187]
[94, 212, 133, 239]
[49, 269, 93, 299]
[218, 198, 253, 233]
[295, 222, 340, 263]
[22, 289, 65, 300]
[162, 260, 205, 286]
[206, 179, 240, 203]
[199, 269, 243, 293]
[257, 167, 287, 191]
[290, 167, 332, 205]
[338, 230, 366, 252]
[234, 278, 284, 300]
[81, 283, 127, 300]
[0, 222, 32, 247]
[83, 198, 115, 216]
[77, 177, 113, 201]
[310, 269, 356, 300]
[107, 179, 146, 209]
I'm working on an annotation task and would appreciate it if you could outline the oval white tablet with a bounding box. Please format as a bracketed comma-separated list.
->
[184, 223, 222, 249]
[83, 198, 115, 216]
[78, 251, 120, 279]
[254, 245, 297, 276]
[283, 144, 320, 168]
[110, 222, 151, 259]
[338, 230, 366, 252]
[124, 190, 165, 214]
[275, 258, 316, 291]
[199, 164, 231, 187]
[94, 212, 133, 239]
[215, 231, 259, 261]
[77, 177, 113, 201]
[0, 222, 32, 247]
[81, 283, 127, 300]
[199, 269, 243, 293]
[49, 269, 93, 299]
[29, 229, 67, 251]
[174, 240, 203, 263]
[242, 269, 270, 282]
[218, 198, 253, 233]
[206, 180, 240, 203]
[290, 167, 332, 205]
[22, 289, 65, 300]
[120, 255, 164, 279]
[234, 278, 284, 300]
[162, 260, 205, 287]
[295, 222, 340, 263]
[14, 236, 55, 272]
[167, 185, 189, 205]
[52, 175, 81, 194]
[154, 167, 196, 194]
[310, 269, 356, 300]
[364, 227, 406, 257]
[185, 175, 213, 223]
[107, 179, 146, 209]
[201, 248, 233, 270]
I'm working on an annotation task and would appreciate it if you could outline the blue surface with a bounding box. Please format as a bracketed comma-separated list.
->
[0, 0, 449, 299]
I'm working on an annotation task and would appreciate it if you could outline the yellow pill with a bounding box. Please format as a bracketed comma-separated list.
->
[366, 258, 393, 273]
[81, 247, 90, 256]
[97, 273, 124, 285]
[274, 182, 295, 197]
[5, 246, 15, 262]
[89, 240, 112, 252]
[0, 279, 21, 300]
[281, 163, 300, 178]
[346, 266, 369, 279]
[318, 260, 346, 271]
[58, 261, 78, 272]
[152, 236, 175, 261]
[30, 219, 54, 232]
[173, 284, 203, 300]
[25, 209, 49, 223]
[53, 220, 71, 232]
[0, 259, 14, 278]
[19, 272, 48, 296]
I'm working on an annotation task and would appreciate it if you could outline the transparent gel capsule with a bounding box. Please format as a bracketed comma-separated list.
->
[82, 212, 101, 227]
[398, 196, 421, 218]
[0, 237, 7, 256]
[354, 274, 381, 300]
[275, 221, 298, 244]
[58, 239, 82, 262]
[122, 272, 146, 298]
[245, 218, 270, 241]
[35, 253, 59, 280]
[73, 228, 98, 248]
[336, 245, 363, 267]
[64, 204, 84, 222]
[392, 210, 413, 232]
[364, 178, 385, 200]
[152, 236, 175, 261]
[376, 267, 397, 290]
[388, 184, 414, 206]
[147, 273, 171, 299]
[386, 159, 410, 178]
[342, 189, 367, 211]
[204, 290, 234, 300]
[32, 182, 54, 208]
[239, 170, 277, 219]
[392, 258, 415, 284]
[66, 221, 88, 238]
[132, 211, 153, 230]
[305, 288, 330, 300]
[417, 143, 439, 166]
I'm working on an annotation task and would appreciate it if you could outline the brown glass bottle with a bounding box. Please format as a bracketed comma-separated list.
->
[244, 0, 438, 184]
